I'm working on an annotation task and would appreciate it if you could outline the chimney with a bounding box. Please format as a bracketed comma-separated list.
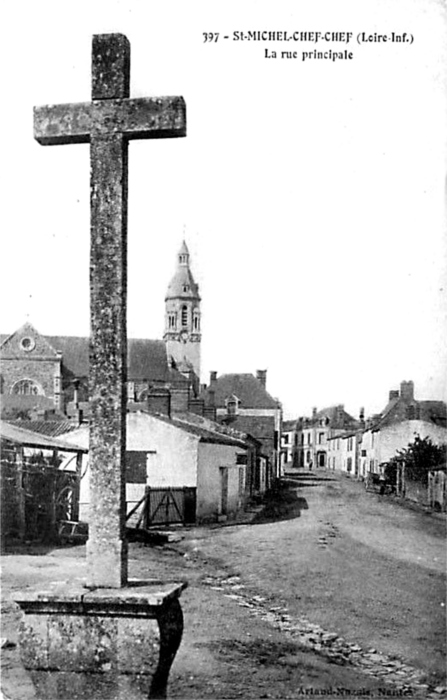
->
[359, 407, 365, 427]
[400, 380, 414, 402]
[256, 370, 267, 388]
[188, 398, 205, 417]
[146, 388, 171, 417]
[389, 390, 399, 401]
[207, 387, 215, 407]
[73, 379, 80, 407]
[336, 405, 344, 424]
[312, 407, 317, 419]
[203, 406, 217, 421]
[209, 371, 217, 387]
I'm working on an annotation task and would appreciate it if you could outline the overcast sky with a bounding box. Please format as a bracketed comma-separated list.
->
[1, 0, 446, 419]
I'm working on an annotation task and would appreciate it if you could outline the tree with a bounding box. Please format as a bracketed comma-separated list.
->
[386, 435, 446, 485]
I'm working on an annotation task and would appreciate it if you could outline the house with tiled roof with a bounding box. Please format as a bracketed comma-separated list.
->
[199, 369, 282, 484]
[293, 405, 361, 470]
[0, 243, 201, 420]
[62, 409, 252, 525]
[359, 381, 447, 478]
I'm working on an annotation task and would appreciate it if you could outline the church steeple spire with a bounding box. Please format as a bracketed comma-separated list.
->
[178, 240, 189, 266]
[165, 241, 200, 302]
[164, 241, 201, 380]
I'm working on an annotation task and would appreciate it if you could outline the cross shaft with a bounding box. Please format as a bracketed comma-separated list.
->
[33, 33, 186, 588]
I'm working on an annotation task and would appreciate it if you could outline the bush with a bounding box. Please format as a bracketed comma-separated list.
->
[387, 435, 446, 485]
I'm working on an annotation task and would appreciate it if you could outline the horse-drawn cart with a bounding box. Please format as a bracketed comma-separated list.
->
[365, 471, 394, 495]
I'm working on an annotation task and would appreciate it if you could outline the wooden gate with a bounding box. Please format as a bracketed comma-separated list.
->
[145, 487, 196, 526]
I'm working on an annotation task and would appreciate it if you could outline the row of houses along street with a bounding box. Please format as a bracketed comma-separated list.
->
[0, 241, 446, 700]
[281, 380, 446, 511]
[1, 242, 446, 545]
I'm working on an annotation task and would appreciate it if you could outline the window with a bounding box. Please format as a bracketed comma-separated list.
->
[300, 434, 304, 445]
[407, 405, 416, 420]
[193, 311, 200, 331]
[11, 379, 43, 396]
[127, 381, 135, 400]
[239, 467, 244, 493]
[347, 457, 352, 472]
[181, 305, 188, 326]
[183, 284, 190, 293]
[318, 432, 324, 445]
[283, 434, 289, 444]
[306, 450, 311, 463]
[168, 314, 176, 329]
[307, 433, 311, 445]
[20, 337, 35, 352]
[226, 396, 238, 416]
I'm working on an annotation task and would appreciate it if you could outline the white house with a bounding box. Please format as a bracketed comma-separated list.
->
[63, 410, 250, 525]
[360, 420, 447, 477]
[327, 431, 362, 477]
[360, 381, 446, 476]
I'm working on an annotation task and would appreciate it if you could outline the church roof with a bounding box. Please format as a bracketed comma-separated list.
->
[202, 373, 279, 410]
[1, 331, 187, 384]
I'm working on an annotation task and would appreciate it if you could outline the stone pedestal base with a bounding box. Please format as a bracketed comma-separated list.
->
[15, 579, 187, 700]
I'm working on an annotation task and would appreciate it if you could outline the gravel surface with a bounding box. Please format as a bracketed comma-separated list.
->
[1, 471, 445, 699]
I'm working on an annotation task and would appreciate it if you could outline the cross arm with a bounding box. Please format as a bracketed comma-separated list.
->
[34, 103, 92, 145]
[34, 96, 186, 145]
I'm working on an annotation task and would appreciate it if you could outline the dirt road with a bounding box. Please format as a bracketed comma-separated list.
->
[180, 472, 446, 687]
[1, 472, 445, 699]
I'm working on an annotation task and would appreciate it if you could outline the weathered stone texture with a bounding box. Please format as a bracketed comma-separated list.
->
[92, 34, 130, 100]
[0, 327, 61, 399]
[34, 97, 186, 145]
[16, 582, 186, 699]
[87, 129, 128, 588]
[32, 31, 186, 589]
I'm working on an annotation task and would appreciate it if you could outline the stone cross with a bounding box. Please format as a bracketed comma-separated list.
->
[34, 34, 186, 588]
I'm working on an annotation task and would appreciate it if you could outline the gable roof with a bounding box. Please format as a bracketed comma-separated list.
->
[371, 399, 447, 431]
[202, 373, 279, 410]
[299, 406, 358, 430]
[5, 420, 79, 438]
[62, 410, 249, 450]
[0, 420, 87, 452]
[0, 323, 60, 359]
[220, 414, 276, 439]
[163, 411, 249, 447]
[417, 401, 446, 427]
[1, 329, 187, 384]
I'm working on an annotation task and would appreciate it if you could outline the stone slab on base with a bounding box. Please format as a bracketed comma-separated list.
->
[15, 579, 187, 700]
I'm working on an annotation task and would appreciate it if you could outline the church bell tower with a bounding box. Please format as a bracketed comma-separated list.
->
[164, 241, 201, 380]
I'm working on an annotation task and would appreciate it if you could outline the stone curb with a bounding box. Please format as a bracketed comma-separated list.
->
[202, 574, 446, 699]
